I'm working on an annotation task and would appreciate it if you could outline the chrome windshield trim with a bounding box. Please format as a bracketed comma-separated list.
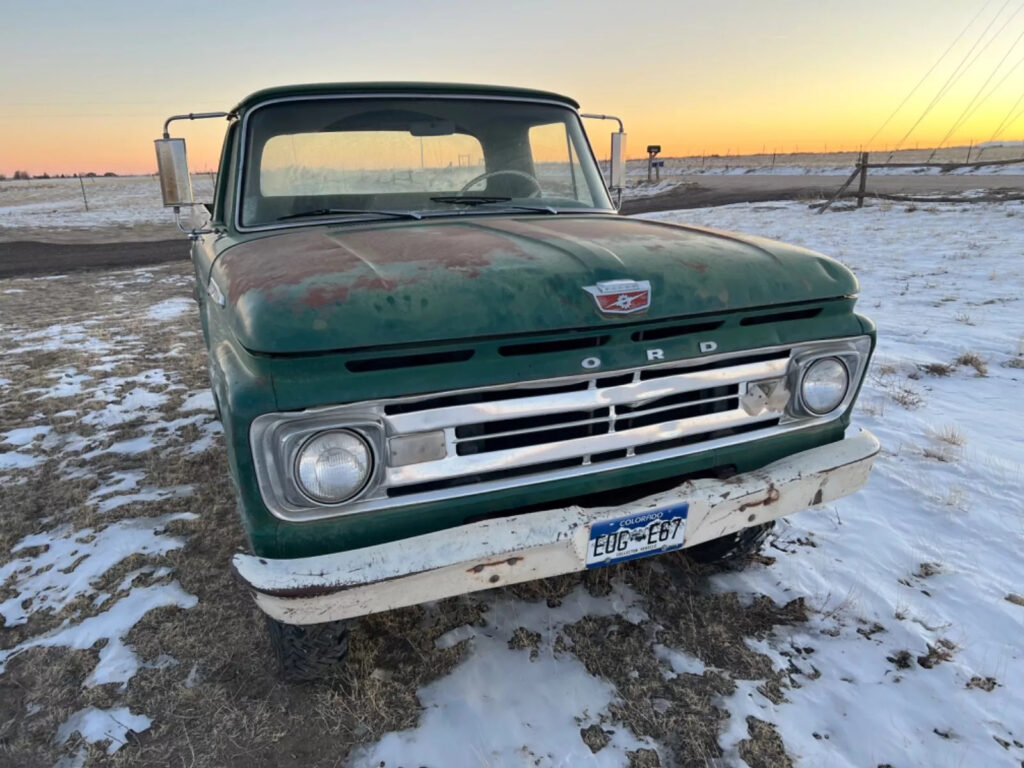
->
[233, 93, 615, 234]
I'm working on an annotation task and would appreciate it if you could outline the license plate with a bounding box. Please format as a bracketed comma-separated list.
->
[585, 503, 688, 568]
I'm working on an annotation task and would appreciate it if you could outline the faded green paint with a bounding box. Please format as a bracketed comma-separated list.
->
[210, 216, 858, 355]
[186, 82, 875, 563]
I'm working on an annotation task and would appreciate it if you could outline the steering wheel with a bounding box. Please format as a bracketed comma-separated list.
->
[458, 169, 543, 197]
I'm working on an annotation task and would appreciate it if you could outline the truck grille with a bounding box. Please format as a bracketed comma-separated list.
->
[381, 350, 791, 497]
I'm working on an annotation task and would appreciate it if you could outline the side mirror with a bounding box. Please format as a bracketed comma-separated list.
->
[154, 138, 194, 207]
[609, 131, 626, 192]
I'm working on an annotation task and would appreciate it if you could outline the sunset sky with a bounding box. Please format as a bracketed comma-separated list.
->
[1, 0, 1022, 176]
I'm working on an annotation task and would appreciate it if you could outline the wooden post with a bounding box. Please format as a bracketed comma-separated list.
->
[77, 174, 89, 212]
[818, 162, 862, 214]
[856, 152, 868, 208]
[965, 141, 972, 164]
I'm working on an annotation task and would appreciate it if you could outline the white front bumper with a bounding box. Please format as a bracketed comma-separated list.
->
[233, 429, 880, 625]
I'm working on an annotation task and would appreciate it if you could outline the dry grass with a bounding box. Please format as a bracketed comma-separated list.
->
[921, 362, 955, 377]
[929, 425, 966, 447]
[955, 351, 989, 376]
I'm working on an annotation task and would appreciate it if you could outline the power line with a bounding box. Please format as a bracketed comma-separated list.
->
[864, 0, 994, 148]
[931, 19, 1024, 152]
[990, 89, 1024, 138]
[888, 0, 1016, 156]
[953, 50, 1024, 134]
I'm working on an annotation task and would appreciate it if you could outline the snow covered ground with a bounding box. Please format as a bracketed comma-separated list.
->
[0, 175, 213, 239]
[1, 199, 1022, 766]
[355, 200, 1024, 767]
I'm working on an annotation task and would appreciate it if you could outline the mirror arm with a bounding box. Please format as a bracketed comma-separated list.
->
[580, 113, 624, 133]
[581, 113, 627, 210]
[162, 111, 231, 139]
[173, 206, 216, 241]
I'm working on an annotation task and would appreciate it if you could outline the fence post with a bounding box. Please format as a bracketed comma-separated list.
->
[818, 161, 862, 214]
[856, 152, 868, 208]
[77, 174, 89, 212]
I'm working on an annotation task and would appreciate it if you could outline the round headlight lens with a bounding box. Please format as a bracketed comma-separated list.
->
[801, 357, 849, 415]
[295, 430, 372, 503]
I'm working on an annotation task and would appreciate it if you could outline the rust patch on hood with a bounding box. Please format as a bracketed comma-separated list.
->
[215, 221, 533, 308]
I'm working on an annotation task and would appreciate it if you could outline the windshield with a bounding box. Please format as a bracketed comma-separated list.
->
[238, 97, 613, 228]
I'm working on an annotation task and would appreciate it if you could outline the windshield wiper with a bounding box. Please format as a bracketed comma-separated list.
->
[430, 195, 511, 205]
[277, 208, 422, 222]
[430, 196, 559, 214]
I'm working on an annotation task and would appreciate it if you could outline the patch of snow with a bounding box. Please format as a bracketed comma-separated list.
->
[95, 485, 193, 513]
[8, 325, 110, 355]
[356, 581, 654, 766]
[0, 581, 197, 688]
[179, 390, 215, 412]
[0, 451, 40, 471]
[0, 175, 213, 232]
[653, 644, 706, 677]
[37, 368, 92, 398]
[146, 297, 193, 322]
[0, 512, 195, 627]
[3, 425, 52, 446]
[55, 706, 152, 755]
[640, 199, 1024, 766]
[82, 386, 168, 428]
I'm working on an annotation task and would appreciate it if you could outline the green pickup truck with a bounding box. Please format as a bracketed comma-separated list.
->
[156, 82, 879, 680]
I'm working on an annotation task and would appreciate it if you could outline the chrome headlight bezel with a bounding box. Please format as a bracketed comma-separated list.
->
[250, 412, 385, 512]
[784, 336, 872, 421]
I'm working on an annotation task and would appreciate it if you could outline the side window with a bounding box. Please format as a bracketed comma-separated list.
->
[528, 122, 595, 205]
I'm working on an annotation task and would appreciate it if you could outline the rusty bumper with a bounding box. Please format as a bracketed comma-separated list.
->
[233, 429, 880, 625]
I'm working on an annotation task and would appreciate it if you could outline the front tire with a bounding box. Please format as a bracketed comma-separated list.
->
[265, 616, 350, 682]
[686, 521, 774, 567]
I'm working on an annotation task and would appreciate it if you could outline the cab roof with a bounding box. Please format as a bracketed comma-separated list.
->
[231, 82, 580, 114]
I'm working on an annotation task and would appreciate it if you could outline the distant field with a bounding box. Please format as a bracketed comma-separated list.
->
[1, 146, 1022, 244]
[624, 143, 1024, 177]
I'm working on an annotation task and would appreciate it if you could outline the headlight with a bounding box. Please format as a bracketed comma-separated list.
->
[800, 357, 849, 414]
[295, 430, 372, 503]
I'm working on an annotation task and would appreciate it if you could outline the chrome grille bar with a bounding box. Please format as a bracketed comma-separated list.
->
[388, 406, 776, 486]
[385, 357, 789, 433]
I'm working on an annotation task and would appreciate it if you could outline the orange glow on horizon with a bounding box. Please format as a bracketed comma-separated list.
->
[1, 1, 1021, 177]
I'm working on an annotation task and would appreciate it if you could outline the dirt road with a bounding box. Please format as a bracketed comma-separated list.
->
[620, 172, 1024, 214]
[0, 238, 188, 279]
[2, 173, 1021, 277]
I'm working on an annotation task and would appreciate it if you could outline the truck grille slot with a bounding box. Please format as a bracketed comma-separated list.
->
[346, 348, 474, 372]
[498, 335, 609, 357]
[455, 408, 612, 455]
[631, 320, 723, 342]
[380, 350, 794, 496]
[740, 307, 822, 326]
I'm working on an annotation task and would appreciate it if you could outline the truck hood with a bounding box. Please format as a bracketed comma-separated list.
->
[211, 214, 858, 355]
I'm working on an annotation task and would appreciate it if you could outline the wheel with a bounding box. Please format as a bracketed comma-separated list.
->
[458, 169, 543, 196]
[265, 616, 350, 683]
[686, 521, 775, 567]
